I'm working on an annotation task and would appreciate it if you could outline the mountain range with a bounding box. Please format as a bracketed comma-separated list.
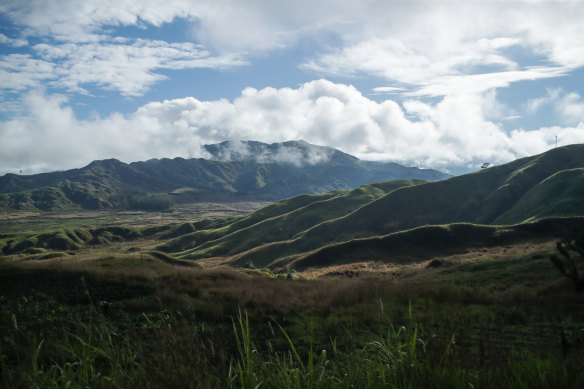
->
[2, 144, 583, 270]
[0, 140, 449, 211]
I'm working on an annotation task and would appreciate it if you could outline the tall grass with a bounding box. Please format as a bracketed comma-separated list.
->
[224, 304, 583, 389]
[2, 260, 584, 388]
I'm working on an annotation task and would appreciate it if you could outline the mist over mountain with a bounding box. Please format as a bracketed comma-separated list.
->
[203, 140, 352, 166]
[0, 140, 449, 211]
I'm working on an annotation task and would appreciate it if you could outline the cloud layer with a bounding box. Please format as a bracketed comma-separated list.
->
[1, 1, 583, 176]
[2, 80, 582, 175]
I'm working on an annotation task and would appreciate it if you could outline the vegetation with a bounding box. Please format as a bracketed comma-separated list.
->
[123, 192, 175, 211]
[550, 234, 584, 291]
[145, 144, 584, 267]
[159, 180, 423, 258]
[1, 245, 583, 388]
[2, 143, 584, 387]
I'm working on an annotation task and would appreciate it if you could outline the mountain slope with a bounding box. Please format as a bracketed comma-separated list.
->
[280, 217, 584, 271]
[0, 141, 449, 210]
[166, 144, 584, 266]
[159, 180, 424, 257]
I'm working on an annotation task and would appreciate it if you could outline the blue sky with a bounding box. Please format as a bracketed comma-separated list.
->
[1, 0, 583, 175]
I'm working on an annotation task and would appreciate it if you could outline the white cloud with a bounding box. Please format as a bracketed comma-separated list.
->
[0, 0, 196, 42]
[372, 86, 407, 94]
[1, 40, 246, 97]
[525, 96, 548, 114]
[204, 140, 333, 167]
[302, 36, 521, 88]
[509, 124, 584, 156]
[3, 1, 584, 99]
[555, 92, 584, 125]
[2, 80, 583, 175]
[409, 66, 568, 97]
[301, 2, 584, 96]
[0, 54, 56, 92]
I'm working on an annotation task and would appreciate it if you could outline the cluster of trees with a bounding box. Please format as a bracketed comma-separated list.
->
[116, 191, 175, 211]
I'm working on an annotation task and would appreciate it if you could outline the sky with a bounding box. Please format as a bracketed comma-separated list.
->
[1, 0, 584, 175]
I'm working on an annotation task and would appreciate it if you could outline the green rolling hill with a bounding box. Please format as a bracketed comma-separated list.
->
[160, 144, 584, 268]
[157, 180, 424, 257]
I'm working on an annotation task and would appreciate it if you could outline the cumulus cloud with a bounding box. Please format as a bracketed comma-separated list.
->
[2, 80, 583, 175]
[555, 92, 584, 125]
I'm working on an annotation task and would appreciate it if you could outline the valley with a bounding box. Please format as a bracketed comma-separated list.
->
[1, 144, 584, 388]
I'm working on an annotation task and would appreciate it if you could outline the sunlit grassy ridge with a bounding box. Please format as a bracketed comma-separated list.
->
[162, 180, 423, 258]
[494, 167, 584, 224]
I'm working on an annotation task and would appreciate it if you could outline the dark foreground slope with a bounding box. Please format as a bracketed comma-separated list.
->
[0, 141, 448, 210]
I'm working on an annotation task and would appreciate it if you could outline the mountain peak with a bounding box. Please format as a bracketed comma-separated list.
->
[203, 140, 357, 166]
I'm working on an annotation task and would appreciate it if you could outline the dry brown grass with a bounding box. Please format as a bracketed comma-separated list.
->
[0, 236, 572, 318]
[297, 240, 557, 278]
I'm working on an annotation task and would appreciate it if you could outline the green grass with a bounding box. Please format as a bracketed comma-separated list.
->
[227, 217, 583, 271]
[143, 145, 584, 267]
[2, 264, 583, 388]
[495, 168, 584, 224]
[164, 180, 422, 259]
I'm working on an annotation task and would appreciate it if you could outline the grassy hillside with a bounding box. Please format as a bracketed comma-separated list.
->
[494, 168, 584, 224]
[161, 144, 584, 267]
[3, 144, 583, 272]
[161, 180, 423, 258]
[279, 217, 584, 271]
[303, 144, 584, 242]
[0, 225, 140, 255]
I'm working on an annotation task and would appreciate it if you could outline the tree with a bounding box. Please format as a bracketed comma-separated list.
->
[550, 236, 584, 291]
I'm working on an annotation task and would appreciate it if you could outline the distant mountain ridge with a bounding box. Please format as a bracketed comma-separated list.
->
[0, 140, 449, 211]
